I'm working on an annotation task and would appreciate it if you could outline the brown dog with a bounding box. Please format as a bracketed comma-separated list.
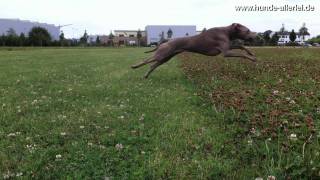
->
[131, 23, 257, 78]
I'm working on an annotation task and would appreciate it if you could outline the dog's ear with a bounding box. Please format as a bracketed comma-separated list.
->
[232, 23, 240, 31]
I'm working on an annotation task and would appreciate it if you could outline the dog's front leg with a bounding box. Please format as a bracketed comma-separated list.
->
[230, 45, 255, 56]
[223, 50, 257, 62]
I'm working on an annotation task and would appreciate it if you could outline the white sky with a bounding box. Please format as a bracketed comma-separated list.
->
[0, 0, 319, 38]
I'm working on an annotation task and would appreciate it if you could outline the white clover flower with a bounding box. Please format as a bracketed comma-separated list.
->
[55, 154, 62, 159]
[80, 126, 85, 129]
[247, 139, 253, 146]
[31, 99, 38, 105]
[267, 175, 276, 180]
[289, 133, 297, 141]
[115, 143, 124, 150]
[272, 90, 279, 95]
[3, 174, 10, 179]
[286, 97, 291, 101]
[289, 100, 296, 104]
[60, 132, 66, 136]
[16, 172, 23, 177]
[7, 133, 16, 137]
[250, 128, 256, 134]
[139, 114, 145, 121]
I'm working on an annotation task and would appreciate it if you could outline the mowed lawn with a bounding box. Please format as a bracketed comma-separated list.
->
[1, 47, 320, 179]
[0, 48, 232, 179]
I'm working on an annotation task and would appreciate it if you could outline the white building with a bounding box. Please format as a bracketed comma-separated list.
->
[145, 25, 197, 45]
[0, 18, 60, 40]
[114, 30, 146, 38]
[276, 31, 311, 45]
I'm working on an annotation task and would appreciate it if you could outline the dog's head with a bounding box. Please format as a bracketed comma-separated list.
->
[231, 23, 256, 41]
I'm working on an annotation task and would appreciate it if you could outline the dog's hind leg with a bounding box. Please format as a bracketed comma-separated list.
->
[131, 57, 156, 69]
[144, 61, 162, 79]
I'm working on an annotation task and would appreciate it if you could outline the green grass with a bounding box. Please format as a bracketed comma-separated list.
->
[1, 47, 319, 179]
[180, 48, 320, 179]
[0, 48, 234, 179]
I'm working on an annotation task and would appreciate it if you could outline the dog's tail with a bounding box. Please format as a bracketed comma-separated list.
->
[144, 47, 158, 53]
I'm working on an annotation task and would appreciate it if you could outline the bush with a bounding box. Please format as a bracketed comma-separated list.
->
[28, 27, 52, 46]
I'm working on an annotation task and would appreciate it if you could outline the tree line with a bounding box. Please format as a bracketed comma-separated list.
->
[1, 24, 319, 47]
[0, 27, 79, 47]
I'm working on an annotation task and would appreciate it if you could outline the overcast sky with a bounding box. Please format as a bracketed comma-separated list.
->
[1, 0, 319, 38]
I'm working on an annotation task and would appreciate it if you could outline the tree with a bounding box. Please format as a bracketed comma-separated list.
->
[307, 35, 320, 44]
[109, 32, 114, 39]
[19, 33, 26, 46]
[59, 31, 65, 46]
[7, 28, 17, 36]
[202, 28, 207, 33]
[289, 29, 297, 43]
[5, 28, 19, 46]
[29, 27, 52, 46]
[137, 29, 142, 47]
[263, 30, 272, 45]
[96, 36, 100, 46]
[80, 30, 89, 45]
[108, 31, 114, 46]
[167, 28, 173, 39]
[270, 32, 279, 45]
[0, 34, 5, 46]
[299, 23, 309, 41]
[280, 23, 285, 33]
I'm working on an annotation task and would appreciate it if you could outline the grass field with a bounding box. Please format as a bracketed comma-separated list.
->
[0, 47, 319, 179]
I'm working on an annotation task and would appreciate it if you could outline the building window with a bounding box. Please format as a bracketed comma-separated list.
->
[119, 34, 124, 37]
[129, 35, 134, 37]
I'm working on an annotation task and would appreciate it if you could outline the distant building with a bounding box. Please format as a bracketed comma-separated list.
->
[267, 24, 311, 45]
[276, 31, 310, 45]
[145, 25, 197, 45]
[0, 18, 60, 40]
[92, 26, 197, 46]
[114, 30, 146, 46]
